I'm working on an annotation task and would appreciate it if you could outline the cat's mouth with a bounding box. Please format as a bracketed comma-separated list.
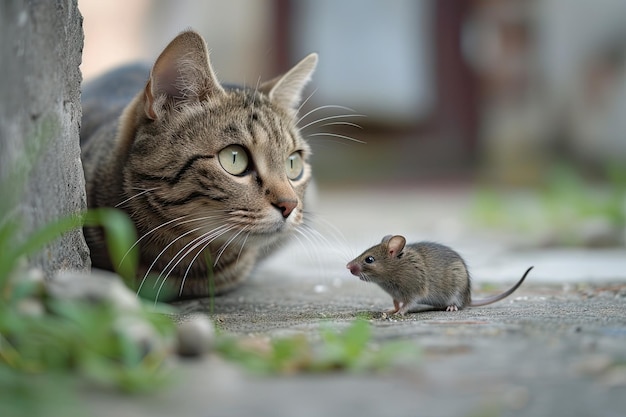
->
[249, 211, 302, 234]
[249, 221, 295, 237]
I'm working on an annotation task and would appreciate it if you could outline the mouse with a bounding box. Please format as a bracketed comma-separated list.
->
[346, 235, 533, 316]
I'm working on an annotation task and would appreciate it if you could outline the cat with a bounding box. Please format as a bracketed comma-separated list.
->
[80, 29, 318, 300]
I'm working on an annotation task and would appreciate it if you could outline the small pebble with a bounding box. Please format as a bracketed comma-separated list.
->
[48, 269, 141, 311]
[114, 315, 167, 357]
[176, 315, 215, 357]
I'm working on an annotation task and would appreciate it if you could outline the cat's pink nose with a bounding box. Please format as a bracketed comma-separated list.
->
[274, 199, 297, 218]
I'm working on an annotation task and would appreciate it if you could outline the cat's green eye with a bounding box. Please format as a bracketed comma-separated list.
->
[218, 145, 249, 176]
[286, 152, 304, 180]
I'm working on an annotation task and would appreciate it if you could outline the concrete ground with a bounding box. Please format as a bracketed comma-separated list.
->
[88, 186, 626, 417]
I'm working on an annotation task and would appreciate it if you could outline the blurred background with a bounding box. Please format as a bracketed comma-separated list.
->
[80, 0, 626, 249]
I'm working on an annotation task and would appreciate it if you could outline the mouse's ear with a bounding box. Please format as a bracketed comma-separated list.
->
[387, 235, 406, 258]
[381, 235, 393, 244]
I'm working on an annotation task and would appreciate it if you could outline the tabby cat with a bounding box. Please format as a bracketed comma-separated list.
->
[80, 30, 318, 300]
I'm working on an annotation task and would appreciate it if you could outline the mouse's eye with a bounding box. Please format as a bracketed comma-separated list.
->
[365, 256, 375, 264]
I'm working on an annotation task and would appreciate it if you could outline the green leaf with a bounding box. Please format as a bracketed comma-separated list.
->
[0, 214, 82, 286]
[83, 208, 138, 289]
[342, 319, 371, 354]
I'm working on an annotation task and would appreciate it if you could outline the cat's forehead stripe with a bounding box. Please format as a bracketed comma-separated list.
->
[223, 123, 240, 138]
[243, 106, 295, 152]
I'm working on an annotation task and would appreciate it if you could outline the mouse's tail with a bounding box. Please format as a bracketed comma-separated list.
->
[469, 266, 533, 307]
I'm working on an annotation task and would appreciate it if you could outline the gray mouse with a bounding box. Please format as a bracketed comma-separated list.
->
[346, 235, 533, 316]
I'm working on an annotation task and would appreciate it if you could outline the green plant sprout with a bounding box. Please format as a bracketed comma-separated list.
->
[83, 208, 139, 288]
[215, 319, 421, 375]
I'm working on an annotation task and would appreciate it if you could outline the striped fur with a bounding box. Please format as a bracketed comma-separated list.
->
[80, 30, 317, 300]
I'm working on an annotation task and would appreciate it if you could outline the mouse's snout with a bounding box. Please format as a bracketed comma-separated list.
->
[346, 262, 361, 276]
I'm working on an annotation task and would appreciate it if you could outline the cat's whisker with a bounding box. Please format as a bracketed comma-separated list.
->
[175, 243, 211, 299]
[214, 226, 248, 267]
[289, 230, 310, 261]
[140, 214, 237, 299]
[246, 75, 262, 108]
[155, 222, 232, 287]
[290, 228, 323, 271]
[296, 104, 357, 125]
[293, 227, 318, 255]
[319, 121, 364, 129]
[292, 226, 339, 283]
[253, 76, 262, 95]
[153, 224, 228, 301]
[297, 224, 334, 266]
[235, 229, 251, 264]
[115, 187, 160, 208]
[137, 223, 209, 296]
[306, 132, 366, 145]
[122, 214, 228, 273]
[177, 235, 216, 299]
[121, 214, 190, 270]
[169, 220, 235, 273]
[305, 212, 348, 242]
[304, 212, 352, 259]
[139, 213, 233, 293]
[294, 226, 332, 272]
[301, 224, 349, 268]
[296, 87, 318, 115]
[298, 222, 331, 250]
[299, 113, 366, 131]
[169, 224, 239, 298]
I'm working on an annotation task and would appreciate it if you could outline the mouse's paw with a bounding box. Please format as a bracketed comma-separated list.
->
[385, 299, 401, 315]
[395, 305, 411, 316]
[445, 305, 459, 311]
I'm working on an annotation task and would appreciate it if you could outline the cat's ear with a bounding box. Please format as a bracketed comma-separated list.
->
[144, 30, 225, 120]
[260, 53, 318, 114]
